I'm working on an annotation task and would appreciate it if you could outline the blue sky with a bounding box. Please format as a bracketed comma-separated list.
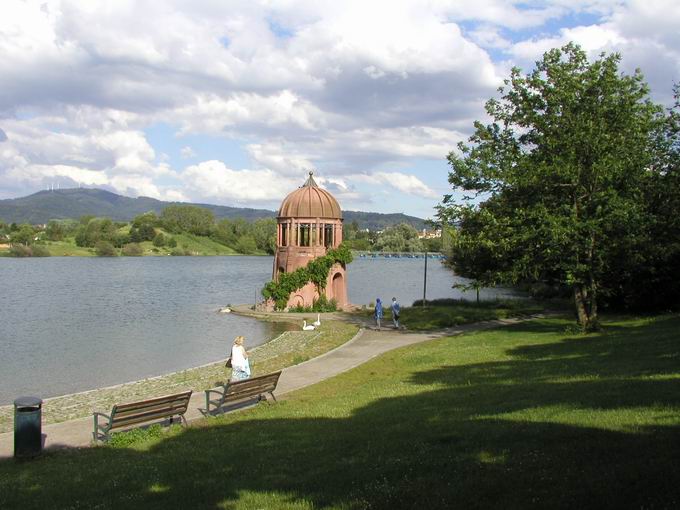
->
[0, 1, 678, 219]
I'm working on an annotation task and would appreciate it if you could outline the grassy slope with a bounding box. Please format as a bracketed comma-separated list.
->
[1, 315, 678, 509]
[32, 231, 250, 256]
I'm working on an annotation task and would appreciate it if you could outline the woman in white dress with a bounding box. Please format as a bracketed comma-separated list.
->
[230, 335, 251, 381]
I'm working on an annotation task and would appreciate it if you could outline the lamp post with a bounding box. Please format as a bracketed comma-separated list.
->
[422, 251, 428, 308]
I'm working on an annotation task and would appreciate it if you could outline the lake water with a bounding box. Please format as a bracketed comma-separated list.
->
[0, 256, 515, 404]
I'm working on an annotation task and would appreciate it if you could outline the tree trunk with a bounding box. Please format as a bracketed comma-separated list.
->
[573, 284, 599, 332]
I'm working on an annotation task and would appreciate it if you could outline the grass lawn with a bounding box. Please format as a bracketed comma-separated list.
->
[1, 314, 678, 509]
[355, 298, 547, 330]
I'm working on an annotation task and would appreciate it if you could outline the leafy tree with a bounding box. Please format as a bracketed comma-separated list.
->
[345, 238, 371, 251]
[161, 205, 214, 236]
[167, 236, 177, 248]
[235, 236, 257, 254]
[422, 236, 443, 252]
[375, 223, 423, 252]
[45, 220, 65, 241]
[251, 218, 276, 254]
[10, 224, 35, 246]
[75, 218, 118, 247]
[129, 212, 158, 242]
[438, 43, 665, 331]
[152, 233, 166, 247]
[131, 212, 159, 229]
[94, 240, 117, 257]
[211, 220, 237, 246]
[617, 83, 680, 310]
[129, 223, 156, 243]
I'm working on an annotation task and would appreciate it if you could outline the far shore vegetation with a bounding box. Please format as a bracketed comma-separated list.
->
[0, 206, 442, 258]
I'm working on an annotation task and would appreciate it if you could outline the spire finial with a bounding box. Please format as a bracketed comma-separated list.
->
[303, 170, 318, 187]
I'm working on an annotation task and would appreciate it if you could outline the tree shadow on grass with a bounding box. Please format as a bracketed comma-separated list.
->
[1, 317, 679, 509]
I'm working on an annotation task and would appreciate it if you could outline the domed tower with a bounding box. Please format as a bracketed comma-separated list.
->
[273, 172, 348, 309]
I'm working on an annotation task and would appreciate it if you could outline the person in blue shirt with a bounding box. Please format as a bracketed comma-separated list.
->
[391, 297, 400, 329]
[374, 298, 383, 330]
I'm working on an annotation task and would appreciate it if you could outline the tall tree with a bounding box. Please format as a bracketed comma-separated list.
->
[438, 43, 665, 331]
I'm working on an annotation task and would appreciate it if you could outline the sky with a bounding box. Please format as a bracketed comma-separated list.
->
[0, 1, 678, 219]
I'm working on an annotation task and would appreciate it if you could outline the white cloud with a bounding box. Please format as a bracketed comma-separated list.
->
[0, 0, 678, 214]
[182, 160, 298, 203]
[180, 146, 196, 159]
[353, 171, 439, 199]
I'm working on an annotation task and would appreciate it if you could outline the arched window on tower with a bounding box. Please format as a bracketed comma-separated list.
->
[281, 224, 287, 246]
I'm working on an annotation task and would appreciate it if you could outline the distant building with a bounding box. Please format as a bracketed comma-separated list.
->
[417, 228, 441, 239]
[272, 172, 348, 309]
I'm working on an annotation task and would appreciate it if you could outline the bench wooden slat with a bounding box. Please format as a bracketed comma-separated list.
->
[114, 391, 192, 412]
[205, 371, 282, 414]
[93, 390, 193, 442]
[112, 399, 191, 421]
[110, 404, 190, 428]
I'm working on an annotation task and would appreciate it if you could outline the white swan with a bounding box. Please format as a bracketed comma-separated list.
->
[302, 320, 316, 331]
[313, 313, 321, 327]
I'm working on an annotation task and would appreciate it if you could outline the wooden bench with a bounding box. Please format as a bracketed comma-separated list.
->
[93, 390, 193, 442]
[204, 371, 282, 414]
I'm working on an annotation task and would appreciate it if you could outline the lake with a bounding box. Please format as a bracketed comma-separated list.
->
[0, 256, 515, 404]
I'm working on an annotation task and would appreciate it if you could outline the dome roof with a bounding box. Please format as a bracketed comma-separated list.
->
[278, 172, 342, 219]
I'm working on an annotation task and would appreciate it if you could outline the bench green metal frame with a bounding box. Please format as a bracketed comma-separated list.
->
[93, 390, 193, 442]
[205, 371, 282, 414]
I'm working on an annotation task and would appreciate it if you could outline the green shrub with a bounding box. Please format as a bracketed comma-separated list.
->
[170, 248, 187, 256]
[121, 243, 143, 256]
[95, 240, 117, 257]
[31, 245, 51, 257]
[167, 237, 177, 248]
[8, 244, 32, 257]
[152, 233, 166, 247]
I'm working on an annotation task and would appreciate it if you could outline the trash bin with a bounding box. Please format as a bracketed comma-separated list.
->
[14, 396, 43, 458]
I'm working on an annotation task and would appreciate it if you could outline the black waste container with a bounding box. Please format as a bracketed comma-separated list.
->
[14, 396, 43, 458]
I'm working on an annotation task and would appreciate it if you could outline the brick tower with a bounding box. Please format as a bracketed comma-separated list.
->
[272, 172, 348, 309]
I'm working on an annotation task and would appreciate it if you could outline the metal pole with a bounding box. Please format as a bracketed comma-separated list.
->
[423, 251, 428, 307]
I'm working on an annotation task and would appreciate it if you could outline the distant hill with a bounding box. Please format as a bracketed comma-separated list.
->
[0, 188, 427, 230]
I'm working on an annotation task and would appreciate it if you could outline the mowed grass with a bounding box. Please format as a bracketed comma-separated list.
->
[1, 314, 679, 509]
[356, 298, 546, 330]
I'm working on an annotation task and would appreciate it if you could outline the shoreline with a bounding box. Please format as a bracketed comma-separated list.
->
[0, 318, 359, 434]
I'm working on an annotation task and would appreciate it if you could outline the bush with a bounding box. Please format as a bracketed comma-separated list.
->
[31, 245, 51, 257]
[312, 295, 337, 312]
[170, 248, 191, 256]
[121, 243, 144, 256]
[8, 245, 32, 257]
[95, 240, 117, 257]
[152, 233, 166, 247]
[167, 237, 177, 248]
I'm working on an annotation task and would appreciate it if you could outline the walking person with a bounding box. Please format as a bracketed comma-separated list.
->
[391, 297, 401, 329]
[374, 298, 383, 330]
[230, 335, 251, 381]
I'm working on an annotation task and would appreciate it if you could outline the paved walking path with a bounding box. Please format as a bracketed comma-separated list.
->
[0, 314, 547, 459]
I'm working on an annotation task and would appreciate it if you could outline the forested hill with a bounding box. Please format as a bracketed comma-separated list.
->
[0, 188, 427, 230]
